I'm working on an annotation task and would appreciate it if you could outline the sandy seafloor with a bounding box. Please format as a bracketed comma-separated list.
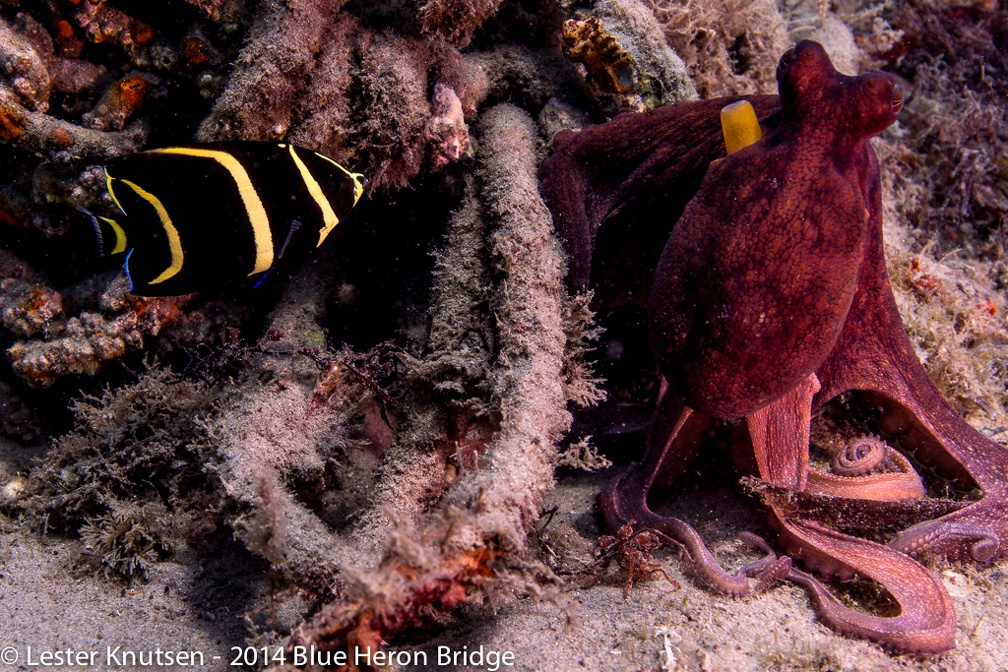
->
[3, 1, 1008, 671]
[5, 448, 1008, 672]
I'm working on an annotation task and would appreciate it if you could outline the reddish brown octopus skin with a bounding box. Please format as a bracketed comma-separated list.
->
[650, 41, 898, 420]
[540, 40, 1008, 654]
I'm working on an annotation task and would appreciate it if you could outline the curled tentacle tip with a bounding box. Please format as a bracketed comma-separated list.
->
[971, 535, 999, 563]
[830, 434, 888, 476]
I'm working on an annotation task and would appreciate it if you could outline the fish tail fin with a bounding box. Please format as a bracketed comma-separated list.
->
[77, 206, 105, 257]
[77, 206, 128, 257]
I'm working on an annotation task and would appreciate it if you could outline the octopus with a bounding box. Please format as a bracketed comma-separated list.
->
[539, 40, 1008, 653]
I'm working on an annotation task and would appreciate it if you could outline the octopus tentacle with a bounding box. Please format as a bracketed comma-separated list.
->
[891, 518, 1001, 564]
[738, 532, 793, 592]
[831, 435, 888, 475]
[743, 370, 955, 651]
[806, 435, 926, 501]
[772, 511, 957, 654]
[599, 468, 752, 596]
[737, 518, 955, 653]
[598, 385, 751, 596]
[813, 147, 1008, 562]
[746, 373, 819, 491]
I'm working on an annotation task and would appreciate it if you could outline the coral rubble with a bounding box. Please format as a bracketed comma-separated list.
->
[291, 101, 586, 652]
[5, 274, 189, 386]
[0, 11, 146, 158]
[418, 0, 505, 47]
[645, 0, 789, 96]
[196, 0, 350, 144]
[0, 0, 791, 655]
[562, 0, 697, 111]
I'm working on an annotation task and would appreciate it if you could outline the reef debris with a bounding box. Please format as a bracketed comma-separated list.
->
[204, 257, 362, 598]
[645, 0, 789, 96]
[289, 101, 590, 653]
[196, 0, 350, 144]
[561, 0, 697, 112]
[0, 11, 145, 157]
[418, 0, 505, 47]
[0, 0, 777, 655]
[196, 2, 484, 191]
[5, 275, 189, 387]
[0, 260, 63, 340]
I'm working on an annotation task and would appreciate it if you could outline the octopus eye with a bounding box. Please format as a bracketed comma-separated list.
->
[776, 47, 795, 81]
[892, 83, 903, 114]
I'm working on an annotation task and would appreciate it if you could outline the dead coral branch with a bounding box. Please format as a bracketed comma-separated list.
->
[205, 257, 368, 598]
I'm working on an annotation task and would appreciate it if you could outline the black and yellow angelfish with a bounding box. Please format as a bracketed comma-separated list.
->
[93, 142, 365, 296]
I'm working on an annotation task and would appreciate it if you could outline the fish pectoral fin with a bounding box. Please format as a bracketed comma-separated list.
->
[277, 219, 303, 259]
